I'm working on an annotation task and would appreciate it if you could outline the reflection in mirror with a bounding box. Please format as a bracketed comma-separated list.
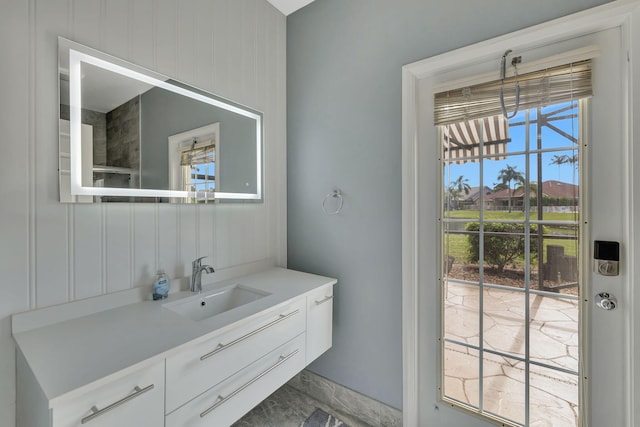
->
[58, 37, 263, 203]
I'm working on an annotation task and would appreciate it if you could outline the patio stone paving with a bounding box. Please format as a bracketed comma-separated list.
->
[444, 281, 579, 427]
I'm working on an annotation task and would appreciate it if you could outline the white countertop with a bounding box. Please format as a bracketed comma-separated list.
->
[12, 267, 336, 408]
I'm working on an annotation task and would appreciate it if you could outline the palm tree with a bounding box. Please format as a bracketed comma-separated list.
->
[449, 175, 471, 210]
[550, 154, 570, 180]
[492, 182, 509, 192]
[550, 154, 568, 167]
[497, 165, 524, 213]
[451, 175, 471, 196]
[447, 187, 460, 210]
[549, 154, 578, 167]
[515, 181, 537, 211]
[549, 153, 579, 207]
[515, 181, 537, 193]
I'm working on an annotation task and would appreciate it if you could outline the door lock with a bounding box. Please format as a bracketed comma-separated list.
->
[595, 292, 617, 310]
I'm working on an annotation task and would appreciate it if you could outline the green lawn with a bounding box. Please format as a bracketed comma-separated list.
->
[445, 234, 469, 264]
[445, 210, 578, 222]
[444, 210, 579, 266]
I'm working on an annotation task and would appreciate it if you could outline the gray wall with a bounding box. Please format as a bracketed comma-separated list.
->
[286, 0, 611, 410]
[140, 86, 258, 193]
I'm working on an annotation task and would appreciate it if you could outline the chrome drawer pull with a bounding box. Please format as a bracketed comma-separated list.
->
[315, 295, 333, 305]
[200, 349, 299, 418]
[200, 309, 300, 361]
[80, 384, 154, 424]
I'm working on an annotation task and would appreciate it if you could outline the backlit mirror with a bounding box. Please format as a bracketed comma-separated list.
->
[58, 37, 263, 203]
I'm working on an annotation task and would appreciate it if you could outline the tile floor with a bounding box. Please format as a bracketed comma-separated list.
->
[233, 384, 372, 427]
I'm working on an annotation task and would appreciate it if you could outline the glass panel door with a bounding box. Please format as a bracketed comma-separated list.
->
[441, 101, 582, 427]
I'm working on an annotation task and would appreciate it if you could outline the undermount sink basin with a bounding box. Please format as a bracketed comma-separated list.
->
[165, 284, 270, 321]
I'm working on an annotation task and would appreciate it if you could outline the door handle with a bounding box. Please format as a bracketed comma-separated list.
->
[595, 292, 617, 310]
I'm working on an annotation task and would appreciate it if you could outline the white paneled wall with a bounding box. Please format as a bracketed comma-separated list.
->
[0, 0, 286, 424]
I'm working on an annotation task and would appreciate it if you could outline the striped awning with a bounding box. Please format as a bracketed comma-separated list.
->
[443, 115, 510, 164]
[180, 138, 216, 166]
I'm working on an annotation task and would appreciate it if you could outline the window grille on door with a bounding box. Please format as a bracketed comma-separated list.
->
[437, 60, 590, 427]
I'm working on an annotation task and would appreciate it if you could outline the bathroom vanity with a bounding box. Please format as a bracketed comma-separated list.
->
[13, 268, 335, 427]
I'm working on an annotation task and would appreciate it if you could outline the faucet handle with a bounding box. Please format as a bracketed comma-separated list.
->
[193, 256, 207, 267]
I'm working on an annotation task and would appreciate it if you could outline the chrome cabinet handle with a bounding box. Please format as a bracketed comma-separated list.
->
[80, 384, 154, 424]
[200, 349, 299, 418]
[200, 310, 300, 361]
[315, 295, 333, 305]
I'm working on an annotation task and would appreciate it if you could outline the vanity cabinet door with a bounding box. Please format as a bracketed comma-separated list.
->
[306, 284, 334, 364]
[165, 298, 306, 413]
[51, 362, 164, 427]
[166, 333, 306, 427]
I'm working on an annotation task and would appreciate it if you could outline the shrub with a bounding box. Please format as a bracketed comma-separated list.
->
[465, 222, 540, 272]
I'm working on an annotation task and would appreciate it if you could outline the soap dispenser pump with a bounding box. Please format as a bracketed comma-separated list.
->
[152, 270, 170, 300]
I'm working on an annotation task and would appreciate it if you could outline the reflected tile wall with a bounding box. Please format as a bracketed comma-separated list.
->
[106, 95, 140, 169]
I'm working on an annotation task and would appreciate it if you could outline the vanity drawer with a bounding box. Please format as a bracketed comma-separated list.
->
[306, 284, 334, 364]
[165, 298, 306, 413]
[51, 362, 164, 427]
[166, 333, 306, 427]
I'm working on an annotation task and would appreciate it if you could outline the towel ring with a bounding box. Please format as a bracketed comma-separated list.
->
[322, 189, 343, 215]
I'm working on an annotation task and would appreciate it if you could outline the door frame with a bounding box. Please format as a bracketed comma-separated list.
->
[401, 1, 640, 426]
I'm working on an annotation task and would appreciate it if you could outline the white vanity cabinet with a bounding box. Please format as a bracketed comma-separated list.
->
[166, 334, 306, 427]
[165, 298, 306, 413]
[306, 284, 334, 364]
[16, 354, 164, 427]
[14, 268, 336, 427]
[163, 283, 335, 426]
[52, 362, 164, 427]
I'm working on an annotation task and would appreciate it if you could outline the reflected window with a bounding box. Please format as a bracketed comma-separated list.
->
[168, 122, 220, 204]
[180, 138, 216, 203]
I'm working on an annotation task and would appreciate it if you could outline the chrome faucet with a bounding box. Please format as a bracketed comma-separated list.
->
[191, 256, 215, 293]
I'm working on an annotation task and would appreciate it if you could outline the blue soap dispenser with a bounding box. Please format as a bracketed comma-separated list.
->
[152, 269, 170, 300]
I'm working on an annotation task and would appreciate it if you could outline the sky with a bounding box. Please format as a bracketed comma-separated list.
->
[444, 102, 580, 190]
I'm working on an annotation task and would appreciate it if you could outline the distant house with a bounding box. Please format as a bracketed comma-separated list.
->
[460, 186, 492, 209]
[483, 180, 579, 211]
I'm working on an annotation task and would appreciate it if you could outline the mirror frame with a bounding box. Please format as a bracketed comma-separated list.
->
[59, 37, 264, 203]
